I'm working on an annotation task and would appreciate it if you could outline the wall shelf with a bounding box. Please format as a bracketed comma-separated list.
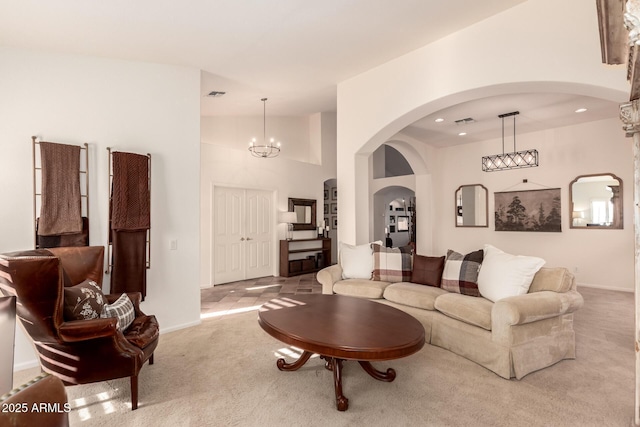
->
[279, 238, 331, 277]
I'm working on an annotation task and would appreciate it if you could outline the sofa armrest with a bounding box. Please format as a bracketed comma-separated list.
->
[58, 318, 118, 342]
[317, 265, 343, 294]
[492, 290, 584, 328]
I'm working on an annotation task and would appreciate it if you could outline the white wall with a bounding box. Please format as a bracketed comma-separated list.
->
[432, 117, 633, 291]
[0, 47, 202, 369]
[201, 115, 316, 164]
[336, 0, 632, 291]
[200, 112, 336, 286]
[336, 0, 629, 248]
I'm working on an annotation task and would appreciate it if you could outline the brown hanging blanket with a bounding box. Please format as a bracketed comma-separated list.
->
[111, 152, 150, 231]
[110, 151, 150, 299]
[38, 141, 82, 236]
[37, 217, 89, 248]
[110, 229, 147, 298]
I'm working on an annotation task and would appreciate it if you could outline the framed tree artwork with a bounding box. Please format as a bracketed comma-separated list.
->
[494, 188, 561, 232]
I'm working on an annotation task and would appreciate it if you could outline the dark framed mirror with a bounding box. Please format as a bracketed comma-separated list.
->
[569, 173, 623, 229]
[455, 184, 488, 227]
[288, 198, 317, 230]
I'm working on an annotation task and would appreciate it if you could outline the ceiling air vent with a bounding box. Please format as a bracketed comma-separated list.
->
[454, 117, 476, 125]
[207, 91, 226, 97]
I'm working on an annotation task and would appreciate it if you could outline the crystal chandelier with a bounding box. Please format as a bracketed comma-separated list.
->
[482, 111, 538, 172]
[249, 98, 281, 158]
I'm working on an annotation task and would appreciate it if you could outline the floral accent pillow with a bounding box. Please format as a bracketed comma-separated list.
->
[63, 279, 106, 321]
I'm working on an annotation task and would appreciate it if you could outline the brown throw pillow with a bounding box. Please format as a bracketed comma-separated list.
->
[63, 279, 106, 321]
[411, 254, 445, 287]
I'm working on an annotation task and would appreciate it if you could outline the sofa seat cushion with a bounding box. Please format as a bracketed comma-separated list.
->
[434, 293, 494, 330]
[383, 282, 449, 310]
[333, 279, 390, 299]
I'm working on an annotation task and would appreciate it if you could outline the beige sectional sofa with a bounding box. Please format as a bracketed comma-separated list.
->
[317, 258, 584, 379]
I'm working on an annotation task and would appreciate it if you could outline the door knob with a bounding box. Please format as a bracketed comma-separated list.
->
[246, 237, 253, 241]
[240, 237, 245, 241]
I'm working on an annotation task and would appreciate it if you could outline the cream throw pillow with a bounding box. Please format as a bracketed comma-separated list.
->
[477, 244, 545, 302]
[339, 241, 381, 280]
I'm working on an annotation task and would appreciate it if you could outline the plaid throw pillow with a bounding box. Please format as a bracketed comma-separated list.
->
[63, 279, 105, 321]
[101, 293, 135, 331]
[441, 249, 484, 296]
[371, 244, 412, 282]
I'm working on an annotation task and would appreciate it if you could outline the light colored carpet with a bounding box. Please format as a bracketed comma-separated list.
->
[13, 287, 634, 426]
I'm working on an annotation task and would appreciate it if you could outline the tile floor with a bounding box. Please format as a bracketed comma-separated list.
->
[200, 273, 322, 318]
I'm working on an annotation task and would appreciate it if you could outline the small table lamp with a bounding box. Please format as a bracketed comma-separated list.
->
[279, 211, 298, 240]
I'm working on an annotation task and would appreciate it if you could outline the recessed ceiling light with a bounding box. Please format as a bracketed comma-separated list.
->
[435, 118, 444, 123]
[458, 132, 467, 136]
[575, 108, 587, 113]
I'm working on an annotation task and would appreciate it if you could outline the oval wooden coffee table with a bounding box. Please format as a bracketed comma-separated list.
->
[258, 294, 425, 411]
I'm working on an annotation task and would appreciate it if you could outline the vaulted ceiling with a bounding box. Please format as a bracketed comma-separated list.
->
[0, 0, 627, 147]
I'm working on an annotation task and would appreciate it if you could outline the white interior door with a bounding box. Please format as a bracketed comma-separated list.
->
[213, 186, 273, 285]
[245, 189, 273, 279]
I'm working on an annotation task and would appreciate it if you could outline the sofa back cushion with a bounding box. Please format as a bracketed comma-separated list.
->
[411, 254, 445, 287]
[371, 244, 412, 282]
[528, 267, 574, 293]
[441, 249, 483, 297]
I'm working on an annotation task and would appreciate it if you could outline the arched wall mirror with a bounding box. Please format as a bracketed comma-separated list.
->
[288, 198, 317, 231]
[455, 184, 488, 227]
[569, 173, 623, 229]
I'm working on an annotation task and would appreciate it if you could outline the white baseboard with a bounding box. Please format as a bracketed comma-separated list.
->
[13, 359, 39, 372]
[577, 282, 633, 293]
[159, 319, 201, 334]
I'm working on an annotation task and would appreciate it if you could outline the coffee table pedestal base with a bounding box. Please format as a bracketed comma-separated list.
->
[276, 351, 396, 411]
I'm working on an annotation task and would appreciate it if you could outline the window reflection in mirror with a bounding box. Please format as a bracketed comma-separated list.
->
[294, 205, 311, 223]
[569, 173, 622, 229]
[455, 184, 488, 227]
[288, 198, 317, 231]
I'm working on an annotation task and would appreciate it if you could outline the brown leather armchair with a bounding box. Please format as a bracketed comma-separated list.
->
[0, 246, 158, 410]
[0, 373, 69, 427]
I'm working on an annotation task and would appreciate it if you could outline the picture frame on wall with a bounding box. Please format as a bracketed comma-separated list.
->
[389, 225, 396, 233]
[324, 203, 329, 215]
[332, 187, 337, 200]
[332, 216, 338, 229]
[324, 189, 329, 201]
[397, 216, 409, 231]
[494, 188, 561, 232]
[331, 203, 337, 214]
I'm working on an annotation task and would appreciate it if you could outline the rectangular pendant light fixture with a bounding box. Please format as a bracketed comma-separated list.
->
[482, 111, 539, 172]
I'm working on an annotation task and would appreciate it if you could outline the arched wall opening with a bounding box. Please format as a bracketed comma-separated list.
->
[373, 186, 415, 247]
[367, 137, 432, 253]
[352, 82, 629, 257]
